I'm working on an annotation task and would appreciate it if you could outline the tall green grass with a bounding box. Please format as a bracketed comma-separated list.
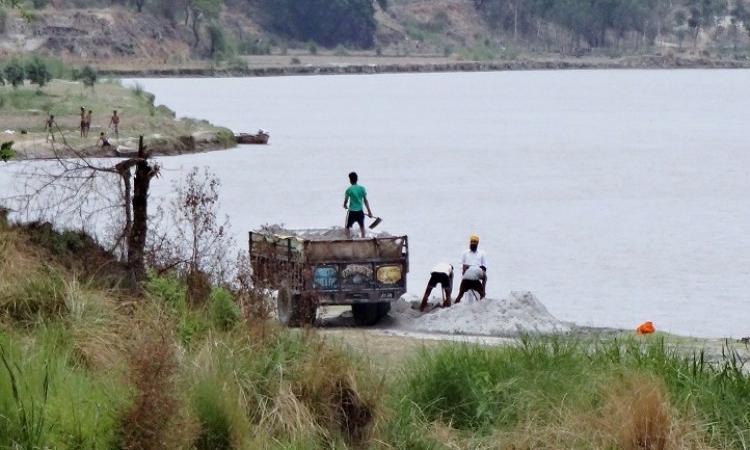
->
[0, 330, 129, 449]
[394, 336, 750, 448]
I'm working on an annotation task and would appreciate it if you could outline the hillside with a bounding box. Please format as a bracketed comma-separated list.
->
[1, 0, 749, 70]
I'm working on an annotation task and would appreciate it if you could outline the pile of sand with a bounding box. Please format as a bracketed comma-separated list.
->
[258, 224, 392, 240]
[390, 292, 571, 337]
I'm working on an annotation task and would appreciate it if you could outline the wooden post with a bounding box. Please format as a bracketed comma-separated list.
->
[127, 136, 155, 288]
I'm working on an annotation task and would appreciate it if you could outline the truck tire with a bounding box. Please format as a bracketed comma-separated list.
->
[352, 302, 391, 326]
[277, 288, 316, 327]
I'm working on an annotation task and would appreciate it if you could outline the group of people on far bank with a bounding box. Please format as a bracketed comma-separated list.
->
[342, 171, 488, 312]
[44, 107, 121, 150]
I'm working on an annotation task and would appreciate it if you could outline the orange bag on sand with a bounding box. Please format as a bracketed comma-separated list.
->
[636, 321, 655, 335]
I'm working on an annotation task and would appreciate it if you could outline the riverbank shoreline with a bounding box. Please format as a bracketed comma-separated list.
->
[104, 55, 750, 78]
[0, 80, 236, 160]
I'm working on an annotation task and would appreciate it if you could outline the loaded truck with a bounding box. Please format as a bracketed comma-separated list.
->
[249, 229, 409, 326]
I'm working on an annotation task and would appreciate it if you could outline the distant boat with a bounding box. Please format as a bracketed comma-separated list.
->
[236, 130, 270, 145]
[113, 146, 139, 158]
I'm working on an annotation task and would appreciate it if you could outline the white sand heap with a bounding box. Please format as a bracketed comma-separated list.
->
[390, 292, 571, 337]
[258, 224, 392, 240]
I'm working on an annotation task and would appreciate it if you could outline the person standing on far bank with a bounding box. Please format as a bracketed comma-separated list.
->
[109, 110, 120, 140]
[79, 107, 86, 137]
[343, 171, 373, 239]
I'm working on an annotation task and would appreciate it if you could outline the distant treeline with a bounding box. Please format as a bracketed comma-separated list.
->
[473, 0, 750, 50]
[7, 0, 750, 51]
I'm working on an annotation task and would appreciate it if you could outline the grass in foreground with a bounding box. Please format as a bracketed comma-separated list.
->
[1, 221, 749, 449]
[391, 336, 749, 449]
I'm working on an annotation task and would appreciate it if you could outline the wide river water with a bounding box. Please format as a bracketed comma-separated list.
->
[9, 70, 750, 338]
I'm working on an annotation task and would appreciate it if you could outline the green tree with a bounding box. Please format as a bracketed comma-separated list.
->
[206, 22, 231, 59]
[0, 141, 14, 162]
[25, 57, 51, 87]
[189, 0, 221, 49]
[73, 65, 97, 88]
[3, 59, 25, 88]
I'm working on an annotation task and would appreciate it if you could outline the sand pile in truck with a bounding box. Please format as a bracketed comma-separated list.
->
[390, 292, 571, 337]
[258, 224, 392, 240]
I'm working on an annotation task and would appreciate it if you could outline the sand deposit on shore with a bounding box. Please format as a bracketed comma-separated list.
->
[390, 292, 571, 337]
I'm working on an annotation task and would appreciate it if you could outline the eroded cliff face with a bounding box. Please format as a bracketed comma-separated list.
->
[1, 9, 192, 60]
[0, 1, 490, 61]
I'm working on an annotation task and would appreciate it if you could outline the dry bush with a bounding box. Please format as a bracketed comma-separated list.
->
[186, 268, 211, 305]
[292, 339, 381, 445]
[119, 306, 182, 450]
[596, 373, 714, 450]
[234, 252, 273, 323]
[259, 383, 323, 441]
[599, 373, 673, 450]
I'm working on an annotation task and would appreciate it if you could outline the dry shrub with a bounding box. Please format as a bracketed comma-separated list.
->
[234, 252, 273, 322]
[186, 269, 211, 306]
[119, 307, 181, 450]
[260, 383, 322, 440]
[596, 373, 714, 450]
[599, 373, 673, 450]
[293, 340, 380, 444]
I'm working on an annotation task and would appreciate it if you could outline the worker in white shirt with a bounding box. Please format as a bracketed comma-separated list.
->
[454, 234, 487, 303]
[420, 263, 454, 311]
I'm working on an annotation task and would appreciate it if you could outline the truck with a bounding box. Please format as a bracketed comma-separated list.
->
[249, 229, 409, 326]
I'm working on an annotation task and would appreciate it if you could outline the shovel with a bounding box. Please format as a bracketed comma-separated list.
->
[368, 216, 383, 229]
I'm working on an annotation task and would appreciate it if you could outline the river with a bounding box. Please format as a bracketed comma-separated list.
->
[12, 70, 750, 338]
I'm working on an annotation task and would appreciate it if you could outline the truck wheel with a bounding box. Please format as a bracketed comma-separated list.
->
[377, 302, 391, 319]
[352, 302, 390, 326]
[277, 289, 316, 327]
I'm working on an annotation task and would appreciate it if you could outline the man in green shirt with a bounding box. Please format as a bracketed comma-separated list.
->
[343, 172, 374, 239]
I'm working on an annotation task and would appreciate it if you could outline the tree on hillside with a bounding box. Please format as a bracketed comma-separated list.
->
[189, 0, 221, 48]
[26, 57, 51, 88]
[207, 22, 230, 58]
[3, 59, 25, 88]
